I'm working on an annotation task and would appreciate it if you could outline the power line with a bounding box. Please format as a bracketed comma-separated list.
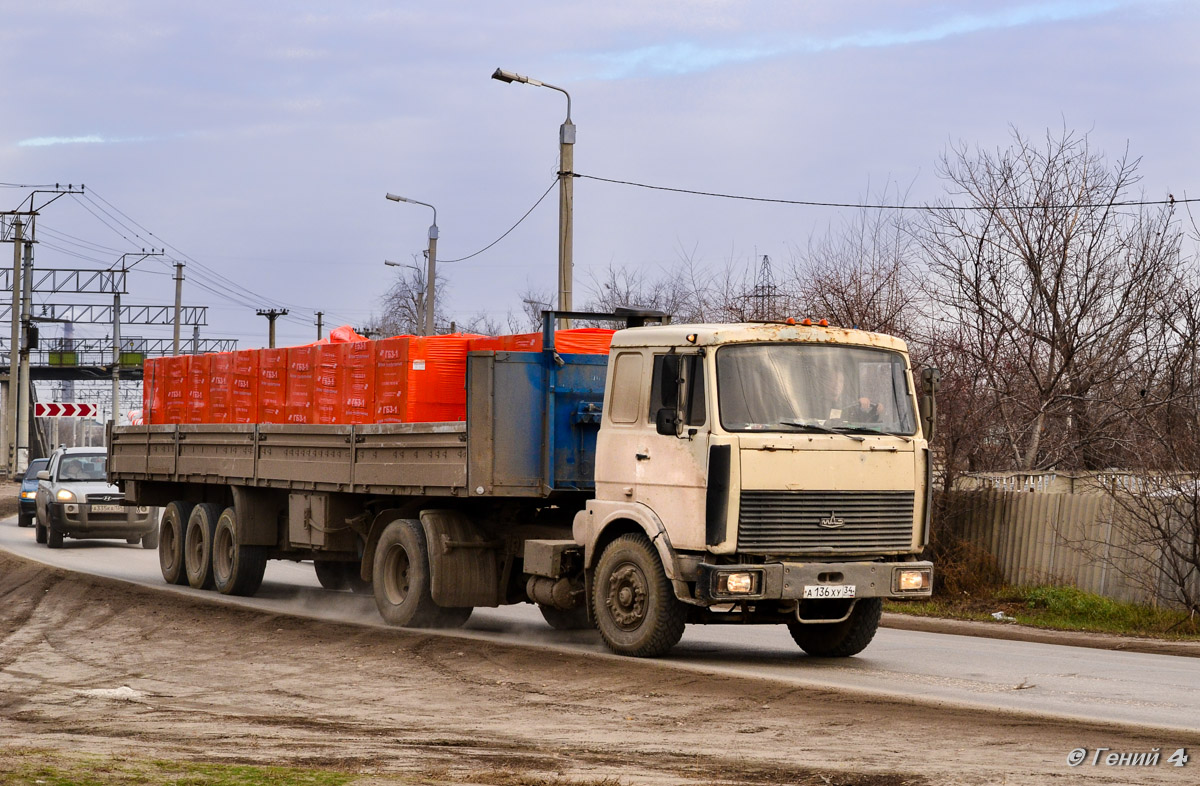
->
[576, 173, 1195, 212]
[440, 179, 557, 263]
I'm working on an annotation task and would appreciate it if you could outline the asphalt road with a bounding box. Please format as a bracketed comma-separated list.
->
[3, 517, 1198, 734]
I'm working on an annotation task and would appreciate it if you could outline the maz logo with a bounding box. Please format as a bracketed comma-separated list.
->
[818, 512, 846, 529]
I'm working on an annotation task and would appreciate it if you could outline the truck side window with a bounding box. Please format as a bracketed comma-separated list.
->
[609, 352, 644, 424]
[649, 354, 706, 427]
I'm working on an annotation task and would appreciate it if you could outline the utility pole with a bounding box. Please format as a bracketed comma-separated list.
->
[172, 262, 184, 355]
[5, 219, 21, 475]
[257, 308, 288, 348]
[315, 311, 324, 341]
[16, 240, 32, 472]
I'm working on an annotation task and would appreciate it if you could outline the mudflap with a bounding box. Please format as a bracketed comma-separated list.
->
[419, 509, 501, 608]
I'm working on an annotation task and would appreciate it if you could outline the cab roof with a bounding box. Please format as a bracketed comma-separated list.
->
[609, 322, 910, 354]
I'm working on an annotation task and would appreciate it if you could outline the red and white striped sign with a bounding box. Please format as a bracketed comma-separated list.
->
[34, 402, 99, 418]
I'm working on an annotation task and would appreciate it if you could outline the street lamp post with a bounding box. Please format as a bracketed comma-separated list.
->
[385, 194, 438, 336]
[492, 68, 574, 329]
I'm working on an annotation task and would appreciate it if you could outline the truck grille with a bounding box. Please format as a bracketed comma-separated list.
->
[738, 490, 914, 553]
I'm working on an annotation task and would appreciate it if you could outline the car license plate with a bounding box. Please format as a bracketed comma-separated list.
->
[803, 584, 856, 599]
[90, 504, 125, 514]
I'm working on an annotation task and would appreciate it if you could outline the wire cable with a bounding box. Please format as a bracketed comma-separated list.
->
[576, 173, 1195, 211]
[440, 179, 557, 263]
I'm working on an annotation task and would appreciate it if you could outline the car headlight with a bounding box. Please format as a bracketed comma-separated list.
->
[56, 489, 77, 502]
[20, 490, 35, 499]
[894, 567, 932, 593]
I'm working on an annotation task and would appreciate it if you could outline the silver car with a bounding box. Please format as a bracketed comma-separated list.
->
[35, 447, 159, 549]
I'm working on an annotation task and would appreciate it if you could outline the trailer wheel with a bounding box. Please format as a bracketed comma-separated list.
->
[184, 503, 222, 590]
[372, 519, 471, 628]
[592, 533, 686, 657]
[212, 506, 267, 597]
[787, 597, 882, 658]
[159, 501, 194, 585]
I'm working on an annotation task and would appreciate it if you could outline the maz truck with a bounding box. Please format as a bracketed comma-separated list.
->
[109, 311, 937, 658]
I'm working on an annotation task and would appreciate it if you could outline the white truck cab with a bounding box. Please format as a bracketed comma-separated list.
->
[575, 321, 935, 657]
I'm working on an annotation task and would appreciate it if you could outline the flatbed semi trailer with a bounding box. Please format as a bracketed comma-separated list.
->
[110, 312, 937, 657]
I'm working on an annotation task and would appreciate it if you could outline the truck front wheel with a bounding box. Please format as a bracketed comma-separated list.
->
[159, 501, 194, 585]
[212, 506, 267, 597]
[372, 519, 472, 628]
[787, 597, 882, 657]
[592, 533, 686, 657]
[184, 503, 222, 590]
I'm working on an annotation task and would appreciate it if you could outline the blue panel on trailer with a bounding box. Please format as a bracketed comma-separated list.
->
[483, 350, 607, 493]
[550, 353, 607, 489]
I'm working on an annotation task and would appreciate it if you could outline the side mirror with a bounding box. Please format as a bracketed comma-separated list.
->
[36, 470, 50, 481]
[655, 407, 680, 436]
[919, 367, 941, 441]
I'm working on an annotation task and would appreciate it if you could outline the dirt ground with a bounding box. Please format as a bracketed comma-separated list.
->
[1, 491, 1197, 785]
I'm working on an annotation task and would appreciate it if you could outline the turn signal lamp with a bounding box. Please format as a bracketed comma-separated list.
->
[786, 317, 796, 325]
[818, 319, 829, 327]
[801, 318, 812, 326]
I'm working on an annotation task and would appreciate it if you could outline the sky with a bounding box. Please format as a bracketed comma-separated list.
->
[2, 0, 1197, 358]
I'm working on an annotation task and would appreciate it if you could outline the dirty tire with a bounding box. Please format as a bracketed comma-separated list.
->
[372, 519, 470, 628]
[126, 536, 141, 545]
[141, 526, 159, 550]
[184, 502, 222, 590]
[159, 501, 194, 586]
[314, 560, 350, 591]
[35, 521, 47, 544]
[18, 512, 32, 528]
[212, 506, 266, 597]
[46, 523, 64, 549]
[539, 603, 592, 631]
[592, 533, 686, 657]
[787, 597, 882, 658]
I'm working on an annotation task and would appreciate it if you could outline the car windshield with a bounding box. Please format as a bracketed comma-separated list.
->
[57, 454, 107, 482]
[23, 460, 48, 481]
[716, 344, 917, 435]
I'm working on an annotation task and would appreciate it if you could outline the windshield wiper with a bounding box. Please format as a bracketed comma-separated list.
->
[832, 426, 885, 435]
[779, 420, 865, 441]
[777, 419, 835, 433]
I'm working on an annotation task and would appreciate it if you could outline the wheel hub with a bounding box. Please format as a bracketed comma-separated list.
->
[606, 563, 647, 629]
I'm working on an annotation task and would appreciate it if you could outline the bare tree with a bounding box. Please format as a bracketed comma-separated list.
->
[376, 256, 449, 336]
[920, 126, 1184, 471]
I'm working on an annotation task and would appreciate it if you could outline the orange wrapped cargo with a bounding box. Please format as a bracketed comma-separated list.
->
[311, 343, 344, 425]
[185, 354, 213, 424]
[257, 348, 287, 423]
[285, 346, 316, 424]
[230, 349, 259, 423]
[161, 355, 190, 424]
[373, 336, 411, 423]
[478, 328, 615, 355]
[406, 334, 480, 422]
[208, 353, 233, 424]
[341, 339, 376, 424]
[142, 357, 166, 424]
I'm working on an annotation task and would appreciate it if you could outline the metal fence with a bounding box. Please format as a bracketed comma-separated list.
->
[941, 472, 1200, 608]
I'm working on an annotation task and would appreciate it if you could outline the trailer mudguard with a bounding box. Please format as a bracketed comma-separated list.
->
[419, 509, 502, 608]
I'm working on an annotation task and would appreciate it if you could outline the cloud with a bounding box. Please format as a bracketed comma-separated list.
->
[18, 134, 154, 147]
[585, 0, 1172, 78]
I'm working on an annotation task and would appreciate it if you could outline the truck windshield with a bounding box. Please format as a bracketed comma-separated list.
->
[716, 344, 917, 435]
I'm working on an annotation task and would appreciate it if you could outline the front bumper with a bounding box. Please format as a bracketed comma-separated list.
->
[695, 560, 933, 603]
[46, 502, 157, 539]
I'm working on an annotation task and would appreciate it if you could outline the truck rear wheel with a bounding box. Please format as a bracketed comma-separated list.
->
[372, 519, 472, 628]
[185, 503, 222, 590]
[160, 501, 194, 585]
[592, 533, 686, 657]
[212, 506, 267, 597]
[787, 597, 882, 657]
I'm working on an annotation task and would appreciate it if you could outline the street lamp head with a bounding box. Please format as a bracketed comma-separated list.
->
[385, 193, 408, 203]
[492, 68, 521, 84]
